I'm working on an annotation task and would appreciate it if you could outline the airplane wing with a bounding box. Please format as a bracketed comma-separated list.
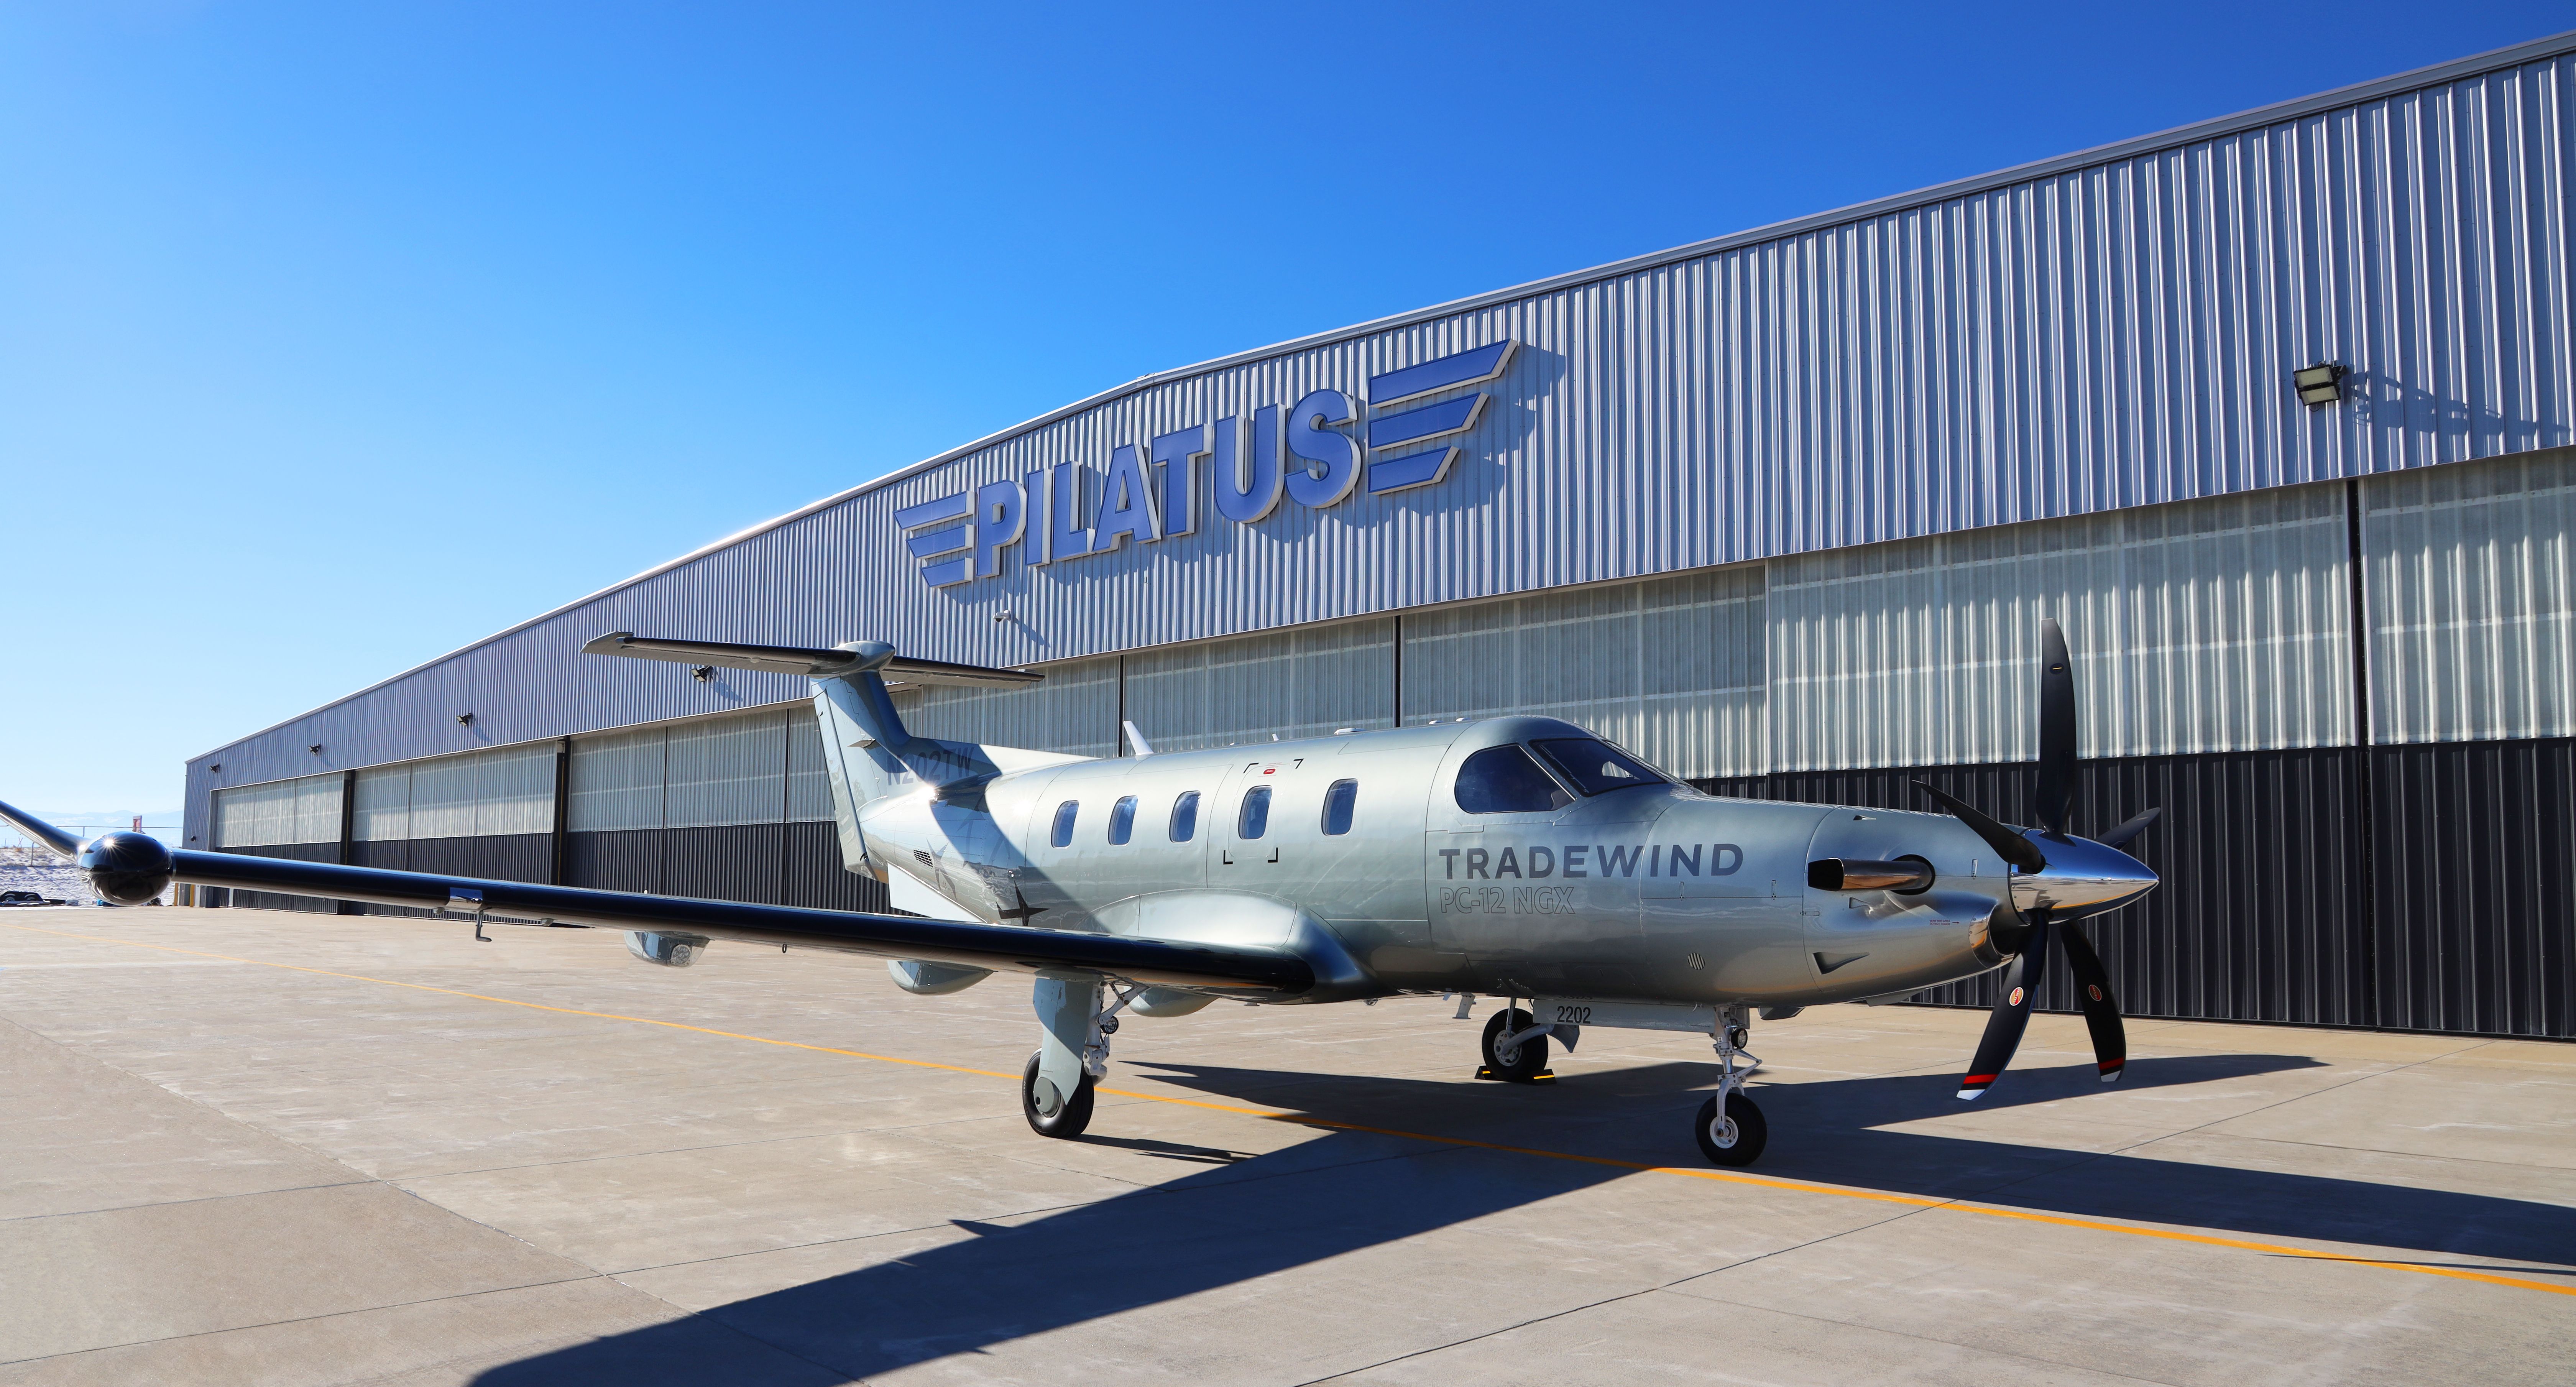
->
[0, 801, 1311, 995]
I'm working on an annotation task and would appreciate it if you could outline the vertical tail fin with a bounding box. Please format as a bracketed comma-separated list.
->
[580, 633, 1053, 878]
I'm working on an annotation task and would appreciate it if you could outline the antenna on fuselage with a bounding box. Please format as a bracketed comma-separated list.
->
[1122, 720, 1155, 758]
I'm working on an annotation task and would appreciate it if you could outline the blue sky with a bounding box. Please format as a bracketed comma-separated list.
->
[3, 2, 2568, 816]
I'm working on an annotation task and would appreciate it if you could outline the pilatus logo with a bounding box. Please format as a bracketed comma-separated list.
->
[893, 340, 1517, 587]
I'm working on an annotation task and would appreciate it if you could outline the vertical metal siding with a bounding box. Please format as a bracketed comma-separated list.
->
[2372, 737, 2575, 1037]
[2364, 446, 2576, 741]
[1125, 620, 1396, 754]
[1400, 569, 1767, 778]
[188, 45, 2576, 817]
[1768, 484, 2351, 769]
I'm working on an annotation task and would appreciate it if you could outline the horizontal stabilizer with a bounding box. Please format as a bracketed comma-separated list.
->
[582, 632, 1041, 689]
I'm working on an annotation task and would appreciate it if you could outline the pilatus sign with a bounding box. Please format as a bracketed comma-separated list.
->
[890, 340, 1518, 587]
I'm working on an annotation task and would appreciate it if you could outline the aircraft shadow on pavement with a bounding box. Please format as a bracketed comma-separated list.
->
[473, 1050, 2572, 1387]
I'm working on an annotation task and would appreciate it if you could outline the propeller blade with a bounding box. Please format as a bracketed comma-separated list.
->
[1958, 912, 2052, 1100]
[1912, 781, 2047, 873]
[2096, 805, 2162, 851]
[2056, 921, 2127, 1084]
[2035, 618, 2077, 836]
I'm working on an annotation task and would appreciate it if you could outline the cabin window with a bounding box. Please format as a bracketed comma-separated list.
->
[1530, 737, 1668, 796]
[1321, 779, 1358, 835]
[1050, 800, 1078, 848]
[1169, 791, 1200, 842]
[1236, 786, 1272, 839]
[1107, 795, 1137, 845]
[1453, 745, 1575, 814]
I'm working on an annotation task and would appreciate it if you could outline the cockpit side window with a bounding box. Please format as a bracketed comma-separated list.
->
[1453, 745, 1576, 814]
[1530, 737, 1668, 796]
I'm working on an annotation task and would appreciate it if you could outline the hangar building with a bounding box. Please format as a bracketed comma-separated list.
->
[188, 35, 2576, 1040]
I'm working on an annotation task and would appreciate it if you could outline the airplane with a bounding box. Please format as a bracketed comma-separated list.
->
[0, 618, 2159, 1167]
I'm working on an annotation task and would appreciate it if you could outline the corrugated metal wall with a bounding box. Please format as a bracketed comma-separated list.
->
[189, 39, 2576, 812]
[1403, 569, 1768, 778]
[1126, 620, 1395, 754]
[1768, 482, 2353, 768]
[212, 774, 342, 848]
[2365, 450, 2576, 742]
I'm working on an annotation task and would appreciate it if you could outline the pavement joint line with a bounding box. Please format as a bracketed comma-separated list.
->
[0, 1271, 611, 1370]
[13, 921, 2575, 1303]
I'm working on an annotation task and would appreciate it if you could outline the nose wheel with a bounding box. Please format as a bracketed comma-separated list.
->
[1693, 1004, 1766, 1166]
[1694, 1091, 1766, 1165]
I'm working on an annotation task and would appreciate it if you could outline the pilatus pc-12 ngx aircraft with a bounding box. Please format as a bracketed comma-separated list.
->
[3, 619, 2160, 1166]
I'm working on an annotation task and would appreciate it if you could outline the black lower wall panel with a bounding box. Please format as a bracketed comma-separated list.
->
[1702, 748, 2373, 1029]
[566, 829, 663, 895]
[219, 841, 342, 913]
[784, 820, 893, 913]
[665, 824, 785, 905]
[472, 833, 554, 885]
[2373, 737, 2574, 1039]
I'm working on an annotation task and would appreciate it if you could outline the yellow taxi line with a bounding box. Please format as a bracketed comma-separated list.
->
[10, 921, 2569, 1300]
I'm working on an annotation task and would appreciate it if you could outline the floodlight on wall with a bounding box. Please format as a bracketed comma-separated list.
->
[455, 713, 474, 725]
[208, 764, 221, 773]
[2293, 362, 2346, 407]
[308, 744, 323, 754]
[691, 665, 715, 682]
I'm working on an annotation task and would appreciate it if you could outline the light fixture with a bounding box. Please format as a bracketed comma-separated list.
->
[2293, 362, 2346, 407]
[691, 665, 715, 682]
[308, 744, 323, 754]
[208, 763, 221, 773]
[455, 713, 474, 725]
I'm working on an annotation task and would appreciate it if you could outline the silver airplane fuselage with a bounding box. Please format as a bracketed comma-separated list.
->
[856, 715, 2148, 1012]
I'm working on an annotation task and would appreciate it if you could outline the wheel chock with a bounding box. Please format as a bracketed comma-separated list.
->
[1474, 1067, 1557, 1083]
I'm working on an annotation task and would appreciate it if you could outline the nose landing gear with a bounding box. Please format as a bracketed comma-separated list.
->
[1695, 1006, 1766, 1167]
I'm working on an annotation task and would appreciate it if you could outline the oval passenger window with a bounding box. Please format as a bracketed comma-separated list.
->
[1107, 795, 1137, 845]
[1453, 745, 1576, 814]
[1050, 800, 1079, 848]
[1236, 786, 1271, 840]
[1321, 779, 1357, 835]
[1168, 791, 1200, 842]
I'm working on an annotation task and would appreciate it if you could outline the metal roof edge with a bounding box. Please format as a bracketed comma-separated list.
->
[188, 27, 2576, 767]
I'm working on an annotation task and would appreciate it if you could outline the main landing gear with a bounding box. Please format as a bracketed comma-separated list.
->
[1480, 1006, 1553, 1083]
[1022, 978, 1133, 1140]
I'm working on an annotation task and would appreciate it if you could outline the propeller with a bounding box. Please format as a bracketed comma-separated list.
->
[1911, 618, 2158, 1101]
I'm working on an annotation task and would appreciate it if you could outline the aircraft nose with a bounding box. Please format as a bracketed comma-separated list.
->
[2013, 833, 2159, 915]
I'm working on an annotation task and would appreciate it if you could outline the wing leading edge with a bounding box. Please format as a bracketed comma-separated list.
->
[174, 850, 1311, 993]
[0, 789, 1310, 996]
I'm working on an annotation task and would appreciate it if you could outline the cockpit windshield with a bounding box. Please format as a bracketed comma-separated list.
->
[1530, 737, 1668, 796]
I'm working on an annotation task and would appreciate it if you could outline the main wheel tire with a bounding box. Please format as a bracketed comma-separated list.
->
[1693, 1090, 1767, 1167]
[1021, 1050, 1097, 1138]
[1480, 1008, 1549, 1083]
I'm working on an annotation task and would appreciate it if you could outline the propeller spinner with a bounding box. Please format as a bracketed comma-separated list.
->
[1912, 619, 2162, 1100]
